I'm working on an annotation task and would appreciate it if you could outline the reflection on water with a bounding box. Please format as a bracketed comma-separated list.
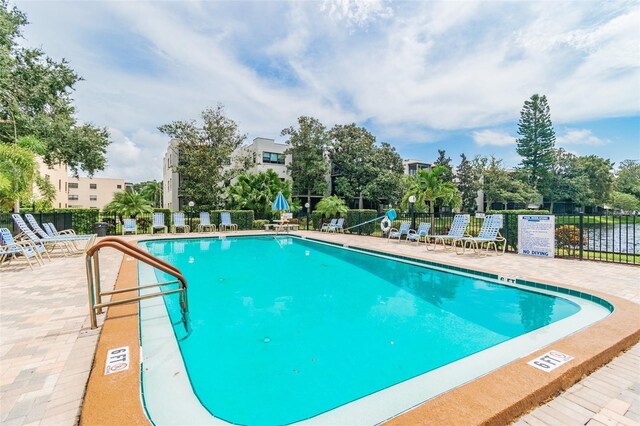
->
[519, 291, 554, 330]
[585, 223, 640, 254]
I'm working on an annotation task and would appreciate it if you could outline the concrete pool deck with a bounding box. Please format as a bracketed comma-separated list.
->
[0, 230, 638, 425]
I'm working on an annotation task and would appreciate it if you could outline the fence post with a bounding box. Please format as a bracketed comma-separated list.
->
[504, 214, 510, 252]
[578, 213, 584, 261]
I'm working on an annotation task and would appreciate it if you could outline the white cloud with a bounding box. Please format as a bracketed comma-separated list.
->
[472, 130, 515, 147]
[557, 129, 611, 146]
[13, 0, 639, 181]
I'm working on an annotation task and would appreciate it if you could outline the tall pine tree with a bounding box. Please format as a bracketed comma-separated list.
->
[433, 149, 454, 182]
[516, 94, 556, 190]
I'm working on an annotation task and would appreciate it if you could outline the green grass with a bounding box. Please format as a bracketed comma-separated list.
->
[555, 247, 639, 264]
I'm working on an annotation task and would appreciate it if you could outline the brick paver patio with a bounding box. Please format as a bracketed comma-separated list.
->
[0, 231, 638, 425]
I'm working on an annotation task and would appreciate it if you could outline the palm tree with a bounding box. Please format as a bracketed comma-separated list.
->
[226, 170, 292, 214]
[104, 190, 153, 218]
[139, 181, 163, 208]
[401, 166, 461, 214]
[0, 143, 37, 211]
[315, 195, 348, 217]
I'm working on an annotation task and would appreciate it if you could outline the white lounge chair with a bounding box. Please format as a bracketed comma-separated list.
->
[219, 212, 237, 231]
[122, 219, 137, 235]
[426, 214, 470, 251]
[454, 214, 506, 255]
[0, 228, 43, 269]
[407, 222, 431, 244]
[198, 212, 216, 232]
[25, 214, 93, 248]
[172, 212, 190, 233]
[152, 212, 167, 234]
[388, 221, 411, 241]
[320, 218, 337, 232]
[44, 223, 76, 236]
[11, 214, 70, 257]
[328, 217, 345, 233]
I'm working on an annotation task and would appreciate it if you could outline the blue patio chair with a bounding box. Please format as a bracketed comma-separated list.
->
[426, 214, 470, 251]
[122, 218, 137, 235]
[198, 212, 216, 232]
[0, 228, 43, 269]
[388, 221, 411, 241]
[171, 212, 190, 233]
[25, 214, 91, 243]
[44, 223, 75, 236]
[328, 218, 345, 233]
[10, 214, 61, 258]
[454, 215, 506, 255]
[219, 212, 237, 231]
[407, 222, 431, 244]
[152, 212, 167, 234]
[320, 218, 337, 232]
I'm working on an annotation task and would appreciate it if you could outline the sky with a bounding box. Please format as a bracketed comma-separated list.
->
[13, 0, 640, 182]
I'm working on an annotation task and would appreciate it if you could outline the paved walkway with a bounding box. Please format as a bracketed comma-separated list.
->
[0, 231, 638, 425]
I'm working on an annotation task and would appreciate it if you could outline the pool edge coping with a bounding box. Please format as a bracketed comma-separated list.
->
[80, 231, 640, 425]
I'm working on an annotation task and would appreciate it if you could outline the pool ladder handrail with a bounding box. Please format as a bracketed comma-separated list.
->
[85, 237, 189, 331]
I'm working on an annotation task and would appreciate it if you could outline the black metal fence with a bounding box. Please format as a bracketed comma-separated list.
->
[1, 210, 637, 265]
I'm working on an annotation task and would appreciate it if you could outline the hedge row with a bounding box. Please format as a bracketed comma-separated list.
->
[51, 208, 100, 234]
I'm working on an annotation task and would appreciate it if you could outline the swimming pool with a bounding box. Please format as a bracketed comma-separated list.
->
[138, 235, 611, 425]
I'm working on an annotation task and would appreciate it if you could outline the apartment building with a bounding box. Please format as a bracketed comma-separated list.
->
[67, 177, 127, 210]
[163, 137, 291, 211]
[36, 157, 69, 209]
[403, 159, 431, 175]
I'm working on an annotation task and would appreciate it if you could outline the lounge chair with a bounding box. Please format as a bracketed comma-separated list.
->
[328, 217, 345, 233]
[219, 212, 237, 231]
[172, 212, 190, 233]
[407, 222, 431, 244]
[11, 214, 71, 257]
[388, 221, 411, 241]
[198, 212, 216, 232]
[0, 228, 43, 269]
[122, 219, 137, 235]
[152, 212, 167, 234]
[25, 214, 93, 246]
[454, 214, 506, 255]
[426, 214, 470, 251]
[320, 218, 337, 232]
[44, 223, 76, 236]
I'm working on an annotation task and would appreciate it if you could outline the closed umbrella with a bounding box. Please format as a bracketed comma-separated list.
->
[272, 192, 290, 212]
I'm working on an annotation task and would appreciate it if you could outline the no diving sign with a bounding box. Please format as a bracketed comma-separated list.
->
[105, 346, 130, 375]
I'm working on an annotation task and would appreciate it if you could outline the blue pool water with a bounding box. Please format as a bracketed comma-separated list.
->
[144, 236, 581, 425]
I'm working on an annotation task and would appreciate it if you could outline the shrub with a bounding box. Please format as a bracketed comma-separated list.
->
[311, 211, 325, 230]
[345, 209, 377, 235]
[487, 209, 550, 251]
[555, 225, 587, 253]
[50, 208, 100, 234]
[253, 219, 269, 230]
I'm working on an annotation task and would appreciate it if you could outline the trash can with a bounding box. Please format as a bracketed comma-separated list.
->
[93, 222, 108, 237]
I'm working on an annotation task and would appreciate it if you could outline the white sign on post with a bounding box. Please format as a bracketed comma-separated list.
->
[518, 215, 555, 258]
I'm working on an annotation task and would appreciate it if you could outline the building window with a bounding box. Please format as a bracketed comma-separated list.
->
[262, 152, 285, 164]
[68, 195, 79, 201]
[69, 182, 78, 189]
[89, 195, 97, 201]
[117, 184, 122, 189]
[59, 179, 61, 190]
[89, 183, 97, 189]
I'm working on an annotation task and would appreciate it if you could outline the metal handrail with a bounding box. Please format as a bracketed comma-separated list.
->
[85, 237, 189, 331]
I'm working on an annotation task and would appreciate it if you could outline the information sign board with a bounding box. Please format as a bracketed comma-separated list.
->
[518, 215, 555, 258]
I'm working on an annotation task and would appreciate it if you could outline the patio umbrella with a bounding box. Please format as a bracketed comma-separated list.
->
[272, 192, 290, 212]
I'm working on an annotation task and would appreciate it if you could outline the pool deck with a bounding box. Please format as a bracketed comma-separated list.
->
[0, 230, 638, 425]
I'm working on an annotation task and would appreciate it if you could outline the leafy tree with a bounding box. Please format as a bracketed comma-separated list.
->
[481, 157, 539, 210]
[610, 191, 640, 212]
[315, 195, 348, 217]
[225, 170, 292, 213]
[456, 153, 480, 212]
[158, 105, 252, 209]
[616, 160, 640, 200]
[516, 94, 556, 190]
[573, 155, 615, 208]
[104, 190, 153, 218]
[542, 148, 590, 213]
[362, 142, 404, 207]
[281, 116, 329, 208]
[0, 2, 110, 175]
[328, 124, 379, 209]
[401, 165, 461, 214]
[433, 149, 454, 182]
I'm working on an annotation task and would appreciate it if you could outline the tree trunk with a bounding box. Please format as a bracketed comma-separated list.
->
[307, 190, 311, 213]
[358, 192, 363, 209]
[549, 201, 554, 214]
